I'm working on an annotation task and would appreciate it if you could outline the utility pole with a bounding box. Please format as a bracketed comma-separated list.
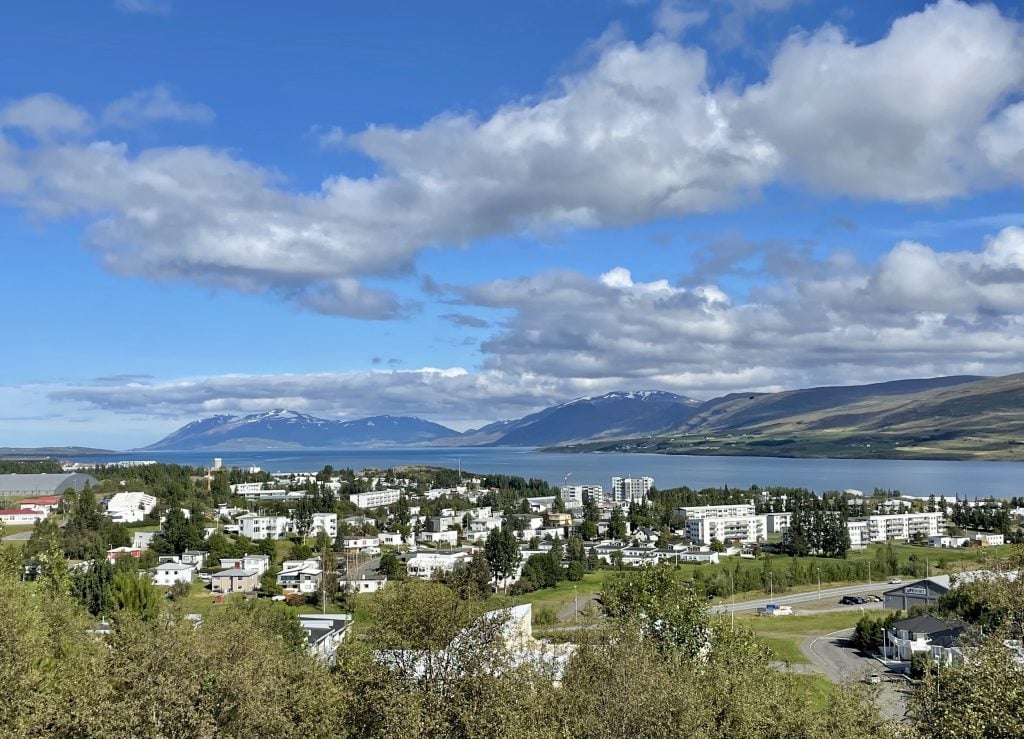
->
[574, 584, 578, 624]
[730, 570, 735, 631]
[769, 572, 774, 602]
[816, 567, 821, 601]
[868, 561, 872, 585]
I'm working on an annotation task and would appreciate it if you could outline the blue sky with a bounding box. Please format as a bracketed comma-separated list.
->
[1, 0, 1022, 448]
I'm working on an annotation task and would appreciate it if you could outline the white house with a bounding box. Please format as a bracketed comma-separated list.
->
[0, 508, 48, 525]
[299, 613, 351, 664]
[975, 533, 1005, 546]
[343, 535, 381, 553]
[417, 530, 458, 547]
[378, 531, 411, 547]
[105, 492, 157, 524]
[309, 512, 338, 541]
[153, 562, 195, 587]
[928, 535, 969, 548]
[218, 553, 270, 576]
[277, 559, 322, 594]
[346, 574, 388, 593]
[406, 551, 471, 579]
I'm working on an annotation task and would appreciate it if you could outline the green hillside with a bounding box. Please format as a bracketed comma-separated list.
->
[556, 373, 1024, 461]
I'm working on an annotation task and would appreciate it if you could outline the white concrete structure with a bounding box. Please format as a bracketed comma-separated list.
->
[680, 503, 757, 519]
[685, 514, 766, 545]
[847, 520, 869, 549]
[342, 535, 381, 553]
[278, 559, 322, 594]
[309, 512, 338, 541]
[218, 554, 270, 576]
[153, 562, 195, 587]
[561, 484, 603, 508]
[929, 535, 969, 548]
[417, 529, 459, 547]
[765, 512, 792, 534]
[349, 490, 401, 508]
[105, 492, 157, 524]
[0, 508, 48, 525]
[236, 514, 290, 540]
[406, 551, 471, 579]
[611, 477, 653, 504]
[975, 533, 1005, 546]
[346, 574, 388, 593]
[852, 513, 943, 543]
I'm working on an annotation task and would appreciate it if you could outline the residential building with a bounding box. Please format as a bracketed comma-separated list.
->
[349, 490, 401, 508]
[132, 531, 158, 549]
[236, 513, 290, 540]
[847, 520, 869, 549]
[975, 533, 1005, 546]
[378, 531, 410, 547]
[417, 530, 458, 547]
[883, 576, 951, 612]
[277, 559, 322, 594]
[561, 484, 603, 508]
[342, 535, 381, 553]
[406, 550, 471, 579]
[525, 496, 556, 513]
[105, 492, 157, 524]
[885, 614, 967, 663]
[679, 503, 757, 519]
[611, 477, 653, 504]
[229, 482, 266, 494]
[685, 514, 766, 545]
[852, 512, 943, 543]
[218, 554, 270, 576]
[546, 511, 573, 528]
[153, 562, 195, 587]
[17, 495, 62, 513]
[0, 508, 48, 525]
[928, 535, 969, 548]
[346, 574, 388, 593]
[299, 613, 351, 664]
[765, 512, 792, 534]
[106, 546, 142, 563]
[211, 568, 260, 594]
[309, 512, 338, 541]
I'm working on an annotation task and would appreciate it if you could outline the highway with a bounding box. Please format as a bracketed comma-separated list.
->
[710, 581, 891, 614]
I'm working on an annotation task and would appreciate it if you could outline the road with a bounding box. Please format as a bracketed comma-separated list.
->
[1, 531, 33, 542]
[803, 627, 908, 721]
[711, 582, 891, 614]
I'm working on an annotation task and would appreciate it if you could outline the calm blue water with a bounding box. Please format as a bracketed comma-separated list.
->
[68, 447, 1024, 499]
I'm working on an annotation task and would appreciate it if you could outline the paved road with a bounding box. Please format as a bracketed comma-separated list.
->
[1, 531, 32, 542]
[711, 582, 891, 615]
[804, 628, 908, 722]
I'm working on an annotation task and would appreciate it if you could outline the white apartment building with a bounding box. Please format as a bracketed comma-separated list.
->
[219, 554, 270, 576]
[342, 535, 381, 553]
[766, 512, 792, 533]
[561, 484, 604, 508]
[685, 514, 766, 545]
[847, 520, 869, 549]
[230, 482, 266, 494]
[237, 513, 290, 540]
[417, 530, 459, 547]
[679, 503, 757, 519]
[153, 562, 195, 587]
[309, 512, 338, 541]
[105, 492, 157, 524]
[854, 512, 943, 543]
[349, 490, 401, 509]
[611, 477, 653, 504]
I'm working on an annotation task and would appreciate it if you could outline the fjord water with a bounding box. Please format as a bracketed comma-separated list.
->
[71, 447, 1023, 498]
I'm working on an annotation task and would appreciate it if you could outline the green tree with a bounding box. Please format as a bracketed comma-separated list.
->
[106, 571, 159, 621]
[609, 506, 627, 541]
[379, 550, 405, 580]
[484, 526, 521, 592]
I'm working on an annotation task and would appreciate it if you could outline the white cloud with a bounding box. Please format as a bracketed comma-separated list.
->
[0, 1, 1021, 320]
[1, 93, 91, 138]
[103, 85, 215, 127]
[654, 2, 708, 36]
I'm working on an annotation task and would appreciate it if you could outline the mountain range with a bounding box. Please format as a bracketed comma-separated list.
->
[142, 373, 1024, 460]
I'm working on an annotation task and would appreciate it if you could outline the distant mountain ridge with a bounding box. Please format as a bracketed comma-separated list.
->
[143, 410, 458, 451]
[139, 374, 1024, 460]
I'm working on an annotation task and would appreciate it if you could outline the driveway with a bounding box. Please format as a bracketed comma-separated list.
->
[804, 628, 908, 722]
[1, 531, 32, 542]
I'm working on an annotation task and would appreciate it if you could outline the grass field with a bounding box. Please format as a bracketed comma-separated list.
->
[739, 610, 885, 667]
[787, 674, 840, 712]
[755, 635, 810, 663]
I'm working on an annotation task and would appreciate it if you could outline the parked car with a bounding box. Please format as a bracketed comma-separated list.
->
[198, 572, 212, 582]
[866, 595, 883, 602]
[270, 594, 286, 602]
[865, 673, 881, 685]
[840, 595, 860, 605]
[888, 578, 903, 584]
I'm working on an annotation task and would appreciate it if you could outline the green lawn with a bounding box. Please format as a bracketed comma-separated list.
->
[787, 674, 840, 712]
[756, 635, 810, 664]
[737, 610, 873, 636]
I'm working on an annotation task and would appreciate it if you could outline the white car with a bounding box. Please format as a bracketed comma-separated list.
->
[270, 594, 286, 602]
[865, 673, 881, 685]
[198, 572, 212, 582]
[888, 578, 902, 584]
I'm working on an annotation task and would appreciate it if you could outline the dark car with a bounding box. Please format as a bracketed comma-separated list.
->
[840, 595, 859, 605]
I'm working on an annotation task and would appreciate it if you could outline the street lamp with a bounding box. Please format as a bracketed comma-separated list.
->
[768, 572, 774, 602]
[868, 561, 872, 585]
[574, 584, 578, 624]
[816, 567, 821, 601]
[729, 570, 735, 631]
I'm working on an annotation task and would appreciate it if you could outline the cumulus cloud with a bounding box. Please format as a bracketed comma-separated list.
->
[0, 1, 1021, 320]
[103, 85, 215, 127]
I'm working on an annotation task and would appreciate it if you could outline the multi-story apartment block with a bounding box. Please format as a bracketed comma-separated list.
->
[847, 520, 869, 549]
[309, 512, 338, 541]
[349, 490, 401, 509]
[236, 513, 290, 540]
[685, 514, 766, 545]
[678, 503, 757, 519]
[853, 512, 943, 543]
[561, 484, 604, 508]
[611, 477, 653, 504]
[765, 512, 792, 533]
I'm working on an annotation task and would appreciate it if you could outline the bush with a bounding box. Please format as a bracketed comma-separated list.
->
[532, 606, 558, 627]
